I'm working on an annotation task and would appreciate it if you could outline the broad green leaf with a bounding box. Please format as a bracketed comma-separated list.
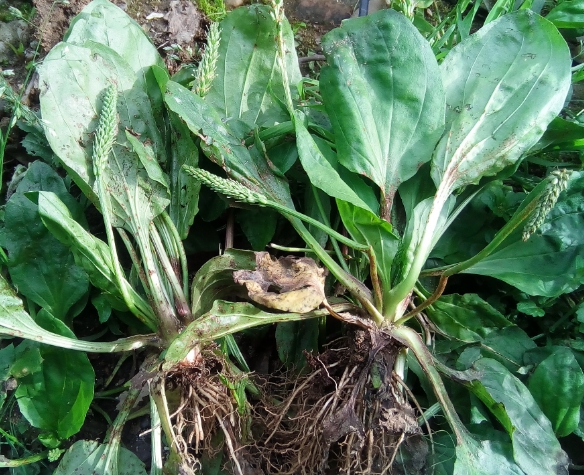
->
[480, 327, 536, 370]
[516, 300, 545, 317]
[454, 437, 525, 475]
[168, 113, 200, 239]
[304, 186, 331, 249]
[10, 341, 43, 379]
[532, 117, 584, 152]
[463, 172, 584, 296]
[163, 300, 332, 368]
[528, 347, 584, 437]
[206, 4, 301, 128]
[38, 41, 168, 219]
[394, 195, 455, 287]
[0, 344, 15, 382]
[547, 0, 584, 28]
[275, 320, 319, 368]
[432, 10, 571, 193]
[0, 344, 16, 410]
[425, 294, 511, 343]
[0, 273, 157, 353]
[2, 162, 89, 324]
[337, 199, 399, 292]
[54, 440, 147, 475]
[236, 209, 278, 251]
[294, 115, 378, 213]
[16, 309, 94, 443]
[320, 9, 444, 217]
[165, 80, 294, 207]
[64, 0, 165, 75]
[469, 358, 569, 475]
[35, 191, 157, 331]
[190, 250, 256, 318]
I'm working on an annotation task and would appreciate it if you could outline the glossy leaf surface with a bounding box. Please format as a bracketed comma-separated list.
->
[547, 0, 584, 28]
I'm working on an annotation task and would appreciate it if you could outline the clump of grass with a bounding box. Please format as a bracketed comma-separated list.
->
[196, 0, 227, 20]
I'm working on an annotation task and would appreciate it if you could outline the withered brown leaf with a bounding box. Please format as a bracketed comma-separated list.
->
[233, 252, 326, 313]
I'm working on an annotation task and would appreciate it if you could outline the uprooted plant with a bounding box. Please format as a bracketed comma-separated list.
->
[0, 0, 581, 473]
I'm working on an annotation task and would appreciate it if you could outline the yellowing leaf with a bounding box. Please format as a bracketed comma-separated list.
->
[233, 252, 326, 313]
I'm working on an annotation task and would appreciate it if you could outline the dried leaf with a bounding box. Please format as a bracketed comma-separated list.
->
[233, 252, 326, 313]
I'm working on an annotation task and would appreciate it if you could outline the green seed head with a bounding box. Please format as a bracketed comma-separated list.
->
[523, 169, 570, 241]
[183, 166, 268, 205]
[92, 84, 118, 176]
[193, 23, 221, 98]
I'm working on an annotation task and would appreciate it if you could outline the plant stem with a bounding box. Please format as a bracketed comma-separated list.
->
[272, 202, 368, 251]
[272, 0, 295, 115]
[311, 185, 350, 273]
[150, 394, 164, 475]
[390, 325, 469, 445]
[384, 190, 449, 321]
[137, 227, 180, 341]
[288, 217, 383, 324]
[150, 223, 191, 322]
[117, 228, 151, 297]
[367, 246, 383, 312]
[0, 451, 50, 468]
[159, 211, 190, 302]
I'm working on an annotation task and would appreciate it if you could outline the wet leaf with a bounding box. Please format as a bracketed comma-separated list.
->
[528, 347, 584, 437]
[234, 252, 326, 313]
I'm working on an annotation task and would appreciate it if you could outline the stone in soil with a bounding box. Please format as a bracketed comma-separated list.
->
[284, 0, 355, 25]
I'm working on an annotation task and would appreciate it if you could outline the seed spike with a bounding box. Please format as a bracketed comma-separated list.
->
[183, 166, 268, 205]
[523, 169, 570, 241]
[92, 84, 118, 177]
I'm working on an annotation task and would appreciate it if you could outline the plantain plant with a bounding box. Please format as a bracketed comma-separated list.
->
[0, 0, 582, 474]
